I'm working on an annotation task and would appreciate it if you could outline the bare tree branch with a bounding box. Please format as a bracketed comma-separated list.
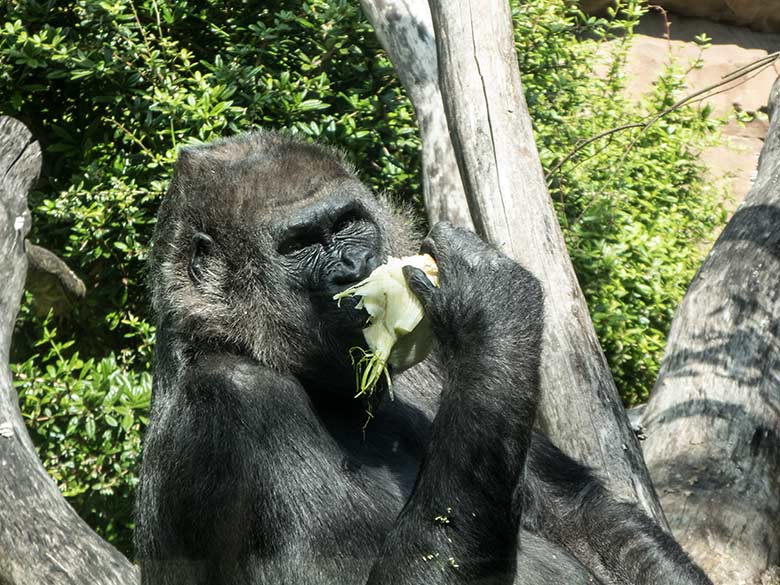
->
[0, 116, 137, 585]
[640, 76, 780, 585]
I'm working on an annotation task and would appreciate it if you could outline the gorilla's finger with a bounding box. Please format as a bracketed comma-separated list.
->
[427, 221, 456, 240]
[426, 221, 494, 266]
[429, 221, 481, 248]
[403, 265, 436, 306]
[419, 235, 438, 262]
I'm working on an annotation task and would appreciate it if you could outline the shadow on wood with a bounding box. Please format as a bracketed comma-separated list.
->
[642, 77, 780, 585]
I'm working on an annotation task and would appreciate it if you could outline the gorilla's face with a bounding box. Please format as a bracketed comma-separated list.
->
[271, 186, 388, 387]
[273, 187, 383, 310]
[151, 132, 414, 387]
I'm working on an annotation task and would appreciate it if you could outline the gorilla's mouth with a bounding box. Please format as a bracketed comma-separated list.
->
[336, 297, 371, 328]
[312, 289, 370, 330]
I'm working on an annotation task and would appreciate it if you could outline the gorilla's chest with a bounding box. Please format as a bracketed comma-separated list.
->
[312, 392, 431, 506]
[254, 427, 421, 583]
[340, 432, 421, 503]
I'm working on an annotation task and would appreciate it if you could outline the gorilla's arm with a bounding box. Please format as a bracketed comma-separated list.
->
[523, 434, 713, 585]
[366, 224, 544, 584]
[136, 355, 255, 585]
[515, 531, 604, 585]
[136, 354, 374, 585]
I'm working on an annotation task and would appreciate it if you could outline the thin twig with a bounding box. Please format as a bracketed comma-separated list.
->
[103, 117, 154, 157]
[546, 123, 644, 182]
[647, 4, 671, 53]
[723, 51, 779, 80]
[615, 55, 779, 171]
[151, 0, 164, 39]
[683, 64, 777, 113]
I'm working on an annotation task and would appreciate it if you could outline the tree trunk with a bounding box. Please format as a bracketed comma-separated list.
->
[641, 77, 780, 585]
[359, 0, 473, 229]
[423, 0, 668, 526]
[0, 116, 138, 584]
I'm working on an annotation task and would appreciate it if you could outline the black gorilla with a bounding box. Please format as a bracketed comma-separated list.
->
[135, 131, 711, 585]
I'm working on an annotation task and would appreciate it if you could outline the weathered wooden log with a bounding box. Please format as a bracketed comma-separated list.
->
[359, 0, 473, 229]
[425, 0, 668, 525]
[641, 77, 780, 585]
[0, 116, 137, 584]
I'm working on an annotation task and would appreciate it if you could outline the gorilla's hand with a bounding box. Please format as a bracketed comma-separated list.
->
[374, 223, 543, 585]
[402, 222, 543, 367]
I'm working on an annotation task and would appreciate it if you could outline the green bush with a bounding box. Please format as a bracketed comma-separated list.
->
[1, 0, 723, 553]
[13, 316, 151, 555]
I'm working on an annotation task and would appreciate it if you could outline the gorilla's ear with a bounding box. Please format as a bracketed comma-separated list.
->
[189, 232, 214, 282]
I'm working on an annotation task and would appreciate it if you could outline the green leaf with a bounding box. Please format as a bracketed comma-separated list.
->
[85, 417, 96, 439]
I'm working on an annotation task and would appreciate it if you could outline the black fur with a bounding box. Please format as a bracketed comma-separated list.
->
[136, 131, 712, 585]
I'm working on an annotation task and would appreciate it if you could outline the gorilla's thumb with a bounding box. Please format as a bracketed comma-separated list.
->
[403, 265, 435, 306]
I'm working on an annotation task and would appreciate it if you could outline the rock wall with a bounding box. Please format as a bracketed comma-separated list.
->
[581, 0, 780, 32]
[656, 0, 780, 33]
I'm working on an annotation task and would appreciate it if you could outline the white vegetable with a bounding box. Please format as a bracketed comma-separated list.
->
[333, 254, 439, 399]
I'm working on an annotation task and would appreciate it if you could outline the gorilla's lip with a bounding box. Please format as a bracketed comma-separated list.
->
[316, 283, 363, 303]
[313, 287, 354, 302]
[311, 289, 368, 324]
[332, 296, 368, 321]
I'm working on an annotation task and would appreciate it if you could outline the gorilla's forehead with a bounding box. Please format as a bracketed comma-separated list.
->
[176, 131, 363, 221]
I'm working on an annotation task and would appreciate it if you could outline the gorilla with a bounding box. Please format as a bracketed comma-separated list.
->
[135, 131, 712, 585]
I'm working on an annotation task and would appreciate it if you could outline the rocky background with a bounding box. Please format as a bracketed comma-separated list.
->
[584, 0, 780, 32]
[592, 4, 780, 214]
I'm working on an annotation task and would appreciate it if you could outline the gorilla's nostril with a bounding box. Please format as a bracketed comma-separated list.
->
[332, 250, 375, 286]
[333, 265, 364, 285]
[362, 252, 378, 275]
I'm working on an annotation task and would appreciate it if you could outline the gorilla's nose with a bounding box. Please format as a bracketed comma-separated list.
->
[332, 248, 376, 286]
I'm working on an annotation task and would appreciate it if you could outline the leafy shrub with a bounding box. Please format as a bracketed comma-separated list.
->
[1, 0, 723, 552]
[13, 317, 151, 556]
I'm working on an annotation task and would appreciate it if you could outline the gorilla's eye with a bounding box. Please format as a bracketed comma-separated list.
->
[332, 210, 363, 234]
[278, 231, 322, 256]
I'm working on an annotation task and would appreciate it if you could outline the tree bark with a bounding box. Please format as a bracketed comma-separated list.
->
[424, 0, 668, 526]
[641, 77, 780, 585]
[0, 116, 138, 584]
[359, 0, 473, 229]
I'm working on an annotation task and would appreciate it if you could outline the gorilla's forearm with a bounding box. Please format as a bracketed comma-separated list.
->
[367, 229, 545, 584]
[366, 380, 534, 584]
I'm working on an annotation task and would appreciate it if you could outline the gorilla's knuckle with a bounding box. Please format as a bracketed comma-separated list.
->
[429, 220, 454, 236]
